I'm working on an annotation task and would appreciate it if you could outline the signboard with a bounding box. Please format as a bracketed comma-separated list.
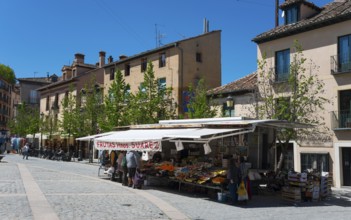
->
[95, 141, 161, 152]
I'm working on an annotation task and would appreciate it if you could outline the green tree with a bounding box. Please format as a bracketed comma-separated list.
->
[256, 41, 330, 171]
[80, 75, 104, 135]
[128, 62, 176, 124]
[42, 109, 59, 146]
[60, 84, 80, 150]
[0, 64, 16, 84]
[99, 69, 130, 131]
[186, 78, 217, 119]
[8, 103, 39, 137]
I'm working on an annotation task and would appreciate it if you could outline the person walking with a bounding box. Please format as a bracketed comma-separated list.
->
[126, 151, 140, 187]
[22, 143, 29, 160]
[118, 151, 128, 186]
[227, 157, 241, 204]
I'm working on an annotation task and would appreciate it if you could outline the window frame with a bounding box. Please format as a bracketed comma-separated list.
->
[196, 52, 202, 63]
[275, 96, 291, 120]
[110, 67, 115, 81]
[29, 90, 38, 104]
[285, 5, 299, 25]
[338, 34, 351, 72]
[125, 64, 130, 76]
[141, 58, 147, 72]
[275, 49, 290, 82]
[159, 52, 166, 68]
[301, 153, 329, 172]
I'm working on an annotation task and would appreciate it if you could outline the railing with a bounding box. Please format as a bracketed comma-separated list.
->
[330, 111, 351, 130]
[269, 68, 289, 83]
[331, 54, 351, 74]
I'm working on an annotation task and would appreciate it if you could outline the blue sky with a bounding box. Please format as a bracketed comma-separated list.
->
[0, 0, 331, 85]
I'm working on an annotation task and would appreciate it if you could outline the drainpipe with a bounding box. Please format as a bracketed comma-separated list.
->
[175, 43, 184, 115]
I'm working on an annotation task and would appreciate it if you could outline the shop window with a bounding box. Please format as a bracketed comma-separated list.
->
[301, 153, 329, 172]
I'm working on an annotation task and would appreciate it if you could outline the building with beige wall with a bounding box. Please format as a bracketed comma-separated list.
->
[37, 52, 105, 154]
[252, 0, 351, 187]
[103, 30, 221, 116]
[208, 72, 257, 118]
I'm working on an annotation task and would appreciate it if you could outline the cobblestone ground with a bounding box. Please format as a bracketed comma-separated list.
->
[1, 154, 351, 220]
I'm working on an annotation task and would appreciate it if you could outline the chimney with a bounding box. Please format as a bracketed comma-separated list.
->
[108, 56, 113, 63]
[203, 18, 209, 33]
[99, 51, 106, 67]
[74, 53, 85, 64]
[119, 55, 128, 60]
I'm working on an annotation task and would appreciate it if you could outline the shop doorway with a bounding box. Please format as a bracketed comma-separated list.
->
[342, 147, 351, 186]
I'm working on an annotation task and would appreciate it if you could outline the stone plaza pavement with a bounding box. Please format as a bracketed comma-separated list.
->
[1, 153, 351, 220]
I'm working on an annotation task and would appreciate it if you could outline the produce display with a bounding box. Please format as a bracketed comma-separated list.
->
[143, 161, 228, 186]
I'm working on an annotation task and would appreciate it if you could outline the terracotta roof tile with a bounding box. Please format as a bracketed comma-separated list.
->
[253, 1, 351, 43]
[208, 72, 257, 95]
[280, 0, 321, 10]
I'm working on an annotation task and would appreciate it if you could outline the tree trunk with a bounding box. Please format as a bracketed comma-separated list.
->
[275, 140, 289, 173]
[276, 152, 285, 173]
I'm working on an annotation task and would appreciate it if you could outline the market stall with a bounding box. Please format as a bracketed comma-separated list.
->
[91, 117, 311, 202]
[76, 131, 118, 161]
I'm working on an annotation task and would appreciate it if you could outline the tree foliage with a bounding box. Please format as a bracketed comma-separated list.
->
[128, 62, 176, 124]
[99, 69, 130, 131]
[60, 84, 80, 139]
[186, 78, 217, 119]
[80, 75, 104, 135]
[8, 103, 39, 137]
[256, 40, 330, 171]
[0, 64, 16, 84]
[42, 109, 59, 142]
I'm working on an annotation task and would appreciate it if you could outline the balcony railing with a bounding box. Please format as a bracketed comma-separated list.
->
[331, 55, 351, 74]
[330, 111, 351, 130]
[269, 68, 289, 83]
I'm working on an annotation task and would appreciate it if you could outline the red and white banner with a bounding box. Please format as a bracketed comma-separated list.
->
[95, 141, 161, 152]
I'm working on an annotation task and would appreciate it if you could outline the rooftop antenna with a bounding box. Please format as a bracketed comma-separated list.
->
[155, 24, 165, 48]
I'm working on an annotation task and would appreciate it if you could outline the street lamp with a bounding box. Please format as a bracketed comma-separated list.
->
[226, 95, 234, 117]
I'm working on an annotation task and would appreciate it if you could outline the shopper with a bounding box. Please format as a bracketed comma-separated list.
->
[126, 151, 141, 187]
[22, 143, 29, 160]
[227, 157, 241, 204]
[239, 156, 251, 199]
[118, 151, 128, 186]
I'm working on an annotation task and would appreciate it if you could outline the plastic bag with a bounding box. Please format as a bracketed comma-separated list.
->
[237, 180, 248, 201]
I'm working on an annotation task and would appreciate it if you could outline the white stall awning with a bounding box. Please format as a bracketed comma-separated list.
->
[94, 129, 195, 151]
[76, 131, 117, 141]
[94, 128, 246, 152]
[163, 128, 241, 139]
